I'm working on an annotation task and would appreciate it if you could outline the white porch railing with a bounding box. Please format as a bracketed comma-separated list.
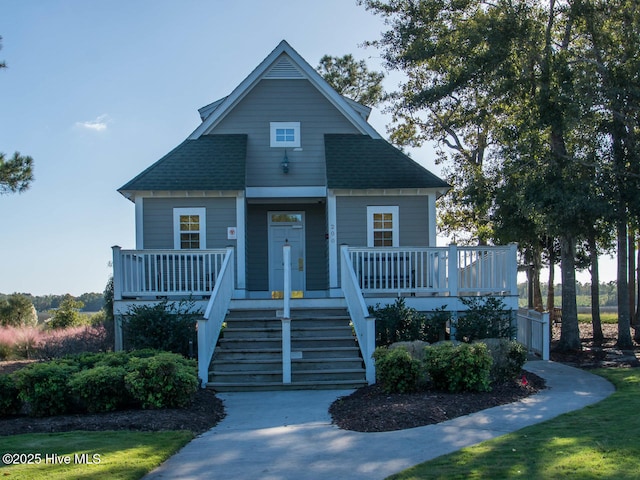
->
[198, 247, 235, 386]
[112, 247, 229, 298]
[341, 245, 376, 384]
[516, 308, 550, 360]
[347, 244, 517, 296]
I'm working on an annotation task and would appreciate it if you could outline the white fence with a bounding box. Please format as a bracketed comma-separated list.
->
[347, 244, 517, 296]
[341, 246, 376, 384]
[112, 247, 229, 298]
[516, 309, 550, 360]
[198, 248, 235, 385]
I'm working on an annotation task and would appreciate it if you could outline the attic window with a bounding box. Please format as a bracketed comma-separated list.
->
[270, 122, 300, 148]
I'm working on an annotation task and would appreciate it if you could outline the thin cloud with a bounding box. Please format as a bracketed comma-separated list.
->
[75, 114, 111, 132]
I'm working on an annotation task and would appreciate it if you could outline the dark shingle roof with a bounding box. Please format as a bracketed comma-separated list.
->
[325, 134, 449, 190]
[119, 134, 247, 192]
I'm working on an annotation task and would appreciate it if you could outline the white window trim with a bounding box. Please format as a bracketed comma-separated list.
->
[367, 206, 399, 247]
[270, 122, 300, 148]
[173, 207, 206, 249]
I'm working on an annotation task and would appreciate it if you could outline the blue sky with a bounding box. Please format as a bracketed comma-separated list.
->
[0, 0, 615, 296]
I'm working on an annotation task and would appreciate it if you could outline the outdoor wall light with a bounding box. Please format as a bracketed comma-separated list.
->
[281, 150, 290, 174]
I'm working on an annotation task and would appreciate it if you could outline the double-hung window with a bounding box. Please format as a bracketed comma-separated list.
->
[367, 206, 399, 247]
[173, 208, 206, 249]
[270, 122, 300, 148]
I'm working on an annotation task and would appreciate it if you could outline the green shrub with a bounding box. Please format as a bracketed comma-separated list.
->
[13, 361, 79, 416]
[69, 365, 130, 412]
[123, 300, 200, 357]
[373, 299, 451, 346]
[0, 341, 11, 360]
[373, 298, 425, 346]
[124, 352, 198, 409]
[455, 296, 514, 342]
[0, 374, 23, 416]
[424, 342, 493, 393]
[423, 306, 450, 343]
[373, 346, 422, 393]
[479, 339, 528, 383]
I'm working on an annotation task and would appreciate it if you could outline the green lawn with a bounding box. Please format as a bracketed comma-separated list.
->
[578, 312, 618, 324]
[0, 430, 193, 480]
[388, 368, 640, 479]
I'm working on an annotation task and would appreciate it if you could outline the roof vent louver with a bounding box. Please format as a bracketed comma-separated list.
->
[264, 56, 305, 79]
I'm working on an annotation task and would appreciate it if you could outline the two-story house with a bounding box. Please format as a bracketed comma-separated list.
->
[112, 40, 518, 390]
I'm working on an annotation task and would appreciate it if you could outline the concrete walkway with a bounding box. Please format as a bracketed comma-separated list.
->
[144, 361, 614, 480]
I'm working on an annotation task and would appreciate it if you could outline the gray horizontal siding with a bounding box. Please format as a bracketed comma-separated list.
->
[213, 79, 360, 188]
[143, 197, 237, 249]
[335, 196, 431, 248]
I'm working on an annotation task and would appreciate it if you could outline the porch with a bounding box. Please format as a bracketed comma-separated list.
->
[111, 244, 520, 388]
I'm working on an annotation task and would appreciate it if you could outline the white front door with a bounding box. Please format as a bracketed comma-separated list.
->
[268, 212, 305, 296]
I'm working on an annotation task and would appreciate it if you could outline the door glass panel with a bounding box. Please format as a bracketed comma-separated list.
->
[270, 213, 302, 223]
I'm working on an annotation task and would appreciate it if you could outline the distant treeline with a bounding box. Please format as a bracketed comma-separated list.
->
[518, 281, 618, 307]
[0, 292, 105, 312]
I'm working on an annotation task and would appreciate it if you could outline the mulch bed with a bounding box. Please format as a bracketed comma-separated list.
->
[0, 388, 225, 437]
[330, 371, 545, 432]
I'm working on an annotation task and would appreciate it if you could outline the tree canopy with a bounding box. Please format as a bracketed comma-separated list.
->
[361, 0, 640, 350]
[1, 36, 34, 195]
[316, 54, 385, 107]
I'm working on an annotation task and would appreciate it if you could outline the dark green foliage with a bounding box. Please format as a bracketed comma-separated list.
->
[455, 296, 514, 342]
[424, 342, 493, 393]
[124, 352, 198, 409]
[372, 346, 422, 393]
[423, 306, 450, 343]
[69, 366, 130, 413]
[480, 339, 528, 383]
[48, 296, 86, 329]
[0, 294, 37, 327]
[0, 151, 34, 195]
[13, 361, 78, 416]
[7, 351, 199, 417]
[316, 53, 385, 107]
[124, 299, 200, 357]
[0, 374, 22, 416]
[373, 298, 449, 346]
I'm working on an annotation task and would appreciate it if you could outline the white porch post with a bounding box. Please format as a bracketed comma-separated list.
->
[135, 197, 144, 249]
[448, 244, 459, 340]
[282, 244, 292, 384]
[235, 192, 246, 296]
[448, 244, 459, 297]
[111, 246, 124, 351]
[509, 243, 518, 296]
[428, 193, 437, 246]
[327, 190, 340, 296]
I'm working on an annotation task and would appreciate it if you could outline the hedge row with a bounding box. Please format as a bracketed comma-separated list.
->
[0, 350, 199, 417]
[373, 339, 527, 394]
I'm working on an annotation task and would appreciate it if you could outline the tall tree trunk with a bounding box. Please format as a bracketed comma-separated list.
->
[532, 245, 544, 311]
[546, 245, 555, 312]
[557, 235, 581, 351]
[617, 220, 633, 348]
[628, 230, 636, 323]
[635, 243, 640, 342]
[588, 234, 604, 346]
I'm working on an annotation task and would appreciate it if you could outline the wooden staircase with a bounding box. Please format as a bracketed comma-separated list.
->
[207, 308, 367, 391]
